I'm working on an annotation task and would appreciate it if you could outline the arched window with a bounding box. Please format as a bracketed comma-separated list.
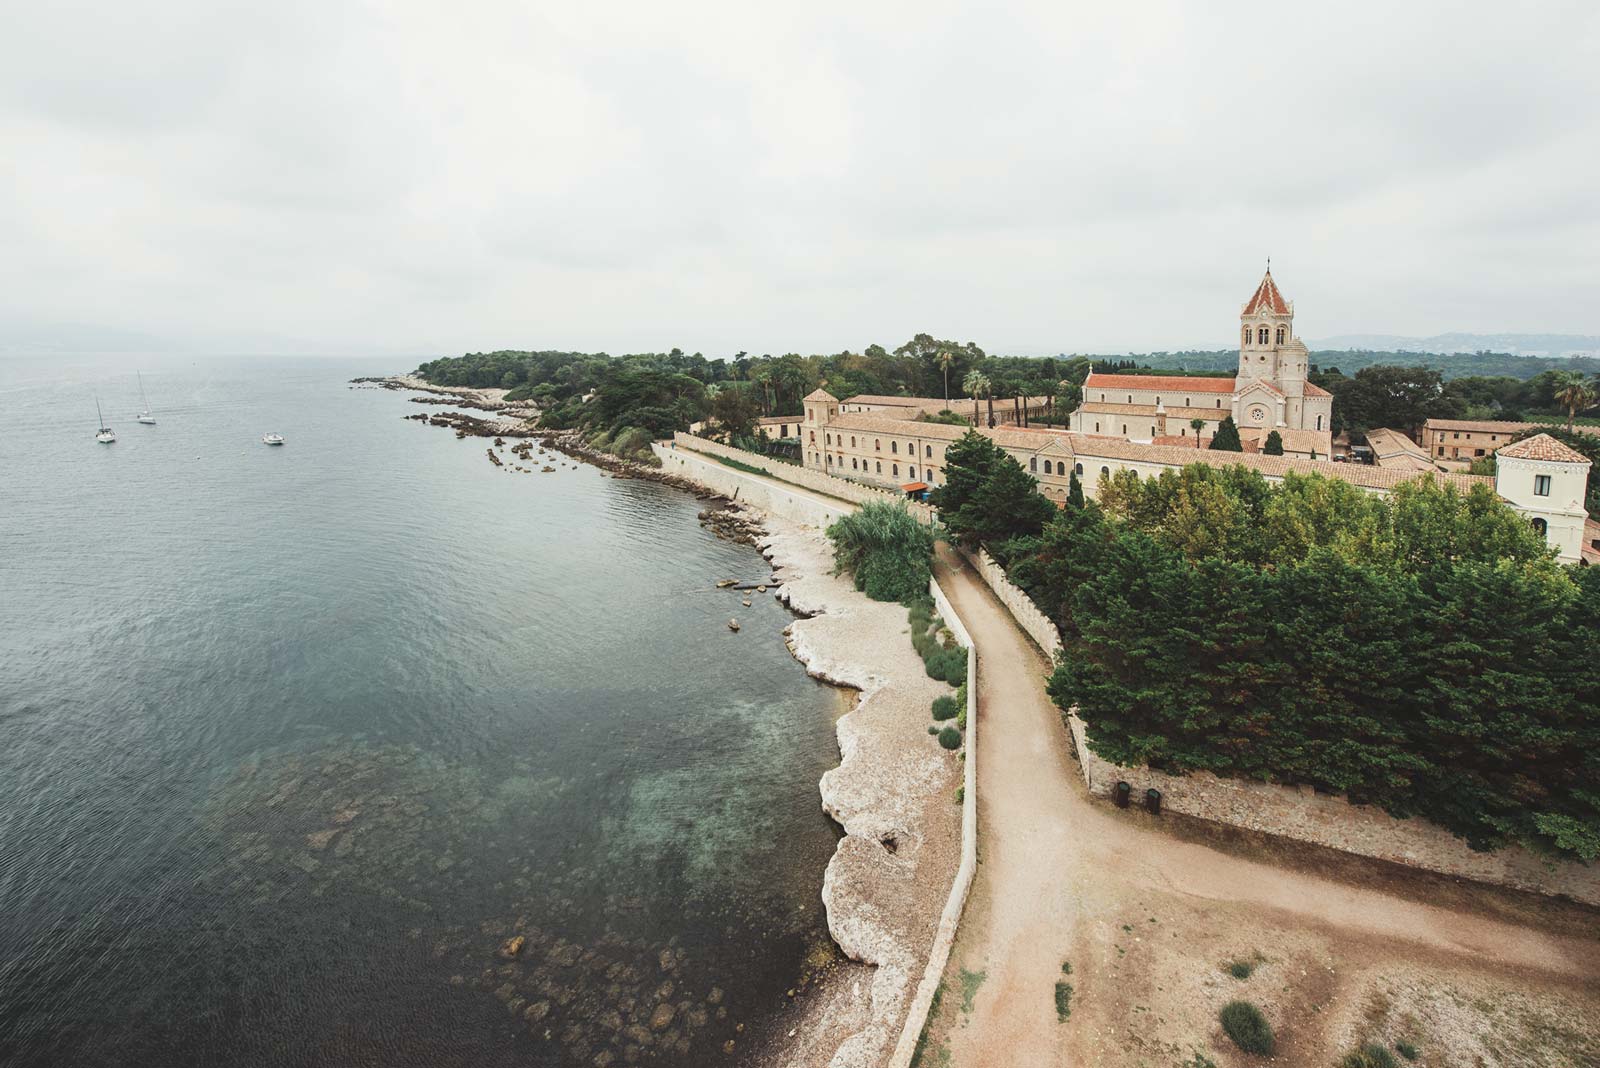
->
[1316, 415, 1323, 430]
[1030, 457, 1037, 472]
[1100, 466, 1110, 478]
[1243, 326, 1251, 346]
[1074, 463, 1083, 475]
[851, 458, 858, 469]
[809, 431, 815, 442]
[1094, 422, 1100, 432]
[1127, 395, 1133, 403]
[875, 439, 881, 451]
[925, 445, 932, 457]
[1275, 327, 1285, 344]
[826, 454, 832, 465]
[1257, 326, 1269, 344]
[890, 441, 896, 453]
[850, 436, 856, 447]
[875, 461, 881, 473]
[1532, 517, 1548, 536]
[825, 433, 831, 445]
[910, 467, 917, 479]
[892, 464, 899, 477]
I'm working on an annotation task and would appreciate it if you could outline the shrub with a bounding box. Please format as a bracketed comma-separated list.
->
[1340, 1043, 1398, 1068]
[955, 683, 969, 729]
[1218, 1001, 1273, 1055]
[927, 725, 939, 735]
[827, 501, 935, 604]
[611, 425, 654, 459]
[1225, 960, 1254, 980]
[931, 695, 960, 721]
[937, 726, 962, 750]
[1394, 1040, 1419, 1061]
[954, 786, 964, 803]
[1053, 980, 1073, 1021]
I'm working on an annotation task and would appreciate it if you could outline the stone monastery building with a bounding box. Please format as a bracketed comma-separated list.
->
[1068, 268, 1333, 459]
[795, 268, 1593, 564]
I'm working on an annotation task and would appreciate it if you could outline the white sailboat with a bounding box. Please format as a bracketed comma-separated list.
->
[136, 372, 157, 424]
[95, 399, 116, 443]
[261, 433, 284, 446]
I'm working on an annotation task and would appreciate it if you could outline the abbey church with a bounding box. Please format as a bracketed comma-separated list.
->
[1067, 269, 1334, 459]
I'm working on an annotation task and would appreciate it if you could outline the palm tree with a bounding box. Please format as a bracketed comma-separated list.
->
[937, 350, 954, 407]
[1550, 371, 1598, 433]
[1190, 417, 1205, 447]
[962, 370, 988, 427]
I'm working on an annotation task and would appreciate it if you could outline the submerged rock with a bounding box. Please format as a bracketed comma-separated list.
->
[499, 935, 526, 958]
[648, 1002, 676, 1032]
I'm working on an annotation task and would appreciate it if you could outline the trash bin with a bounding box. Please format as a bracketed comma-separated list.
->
[1114, 781, 1131, 809]
[1145, 788, 1162, 815]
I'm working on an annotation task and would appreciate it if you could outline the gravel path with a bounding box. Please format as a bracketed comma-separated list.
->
[927, 543, 1600, 1067]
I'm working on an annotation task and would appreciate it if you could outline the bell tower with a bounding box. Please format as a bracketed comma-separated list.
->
[1238, 265, 1295, 385]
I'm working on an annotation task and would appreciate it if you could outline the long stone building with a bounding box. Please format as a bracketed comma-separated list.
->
[1067, 268, 1333, 459]
[799, 393, 1595, 564]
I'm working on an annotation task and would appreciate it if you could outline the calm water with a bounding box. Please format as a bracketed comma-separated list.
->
[0, 355, 843, 1067]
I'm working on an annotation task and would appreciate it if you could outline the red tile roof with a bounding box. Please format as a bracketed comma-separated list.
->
[1243, 269, 1290, 315]
[1496, 433, 1592, 463]
[1083, 373, 1237, 394]
[1303, 381, 1331, 397]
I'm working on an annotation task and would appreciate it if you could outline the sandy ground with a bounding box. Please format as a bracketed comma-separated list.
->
[920, 544, 1600, 1068]
[746, 519, 963, 1068]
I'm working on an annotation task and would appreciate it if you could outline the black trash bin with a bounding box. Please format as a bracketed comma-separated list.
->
[1114, 781, 1131, 809]
[1145, 788, 1162, 815]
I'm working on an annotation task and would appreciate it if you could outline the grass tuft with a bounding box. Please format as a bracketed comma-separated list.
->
[1340, 1042, 1398, 1068]
[1054, 980, 1074, 1021]
[1225, 959, 1255, 980]
[1219, 1000, 1274, 1055]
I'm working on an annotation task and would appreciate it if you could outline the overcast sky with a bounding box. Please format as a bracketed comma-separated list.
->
[3, 1, 1597, 357]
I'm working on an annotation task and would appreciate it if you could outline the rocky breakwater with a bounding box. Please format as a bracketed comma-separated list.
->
[750, 519, 962, 1068]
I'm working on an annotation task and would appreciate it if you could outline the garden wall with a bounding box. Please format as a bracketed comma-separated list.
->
[956, 540, 1600, 907]
[1067, 716, 1600, 906]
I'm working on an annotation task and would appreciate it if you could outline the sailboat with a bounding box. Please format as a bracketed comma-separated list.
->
[136, 372, 157, 424]
[95, 399, 116, 443]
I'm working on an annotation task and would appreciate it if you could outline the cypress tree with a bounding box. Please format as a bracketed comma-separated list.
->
[1262, 430, 1284, 455]
[1209, 415, 1244, 452]
[1067, 470, 1084, 508]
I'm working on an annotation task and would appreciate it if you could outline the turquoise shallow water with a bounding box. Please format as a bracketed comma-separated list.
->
[0, 355, 843, 1067]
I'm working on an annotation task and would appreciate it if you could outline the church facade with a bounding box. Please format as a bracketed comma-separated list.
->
[1067, 269, 1334, 459]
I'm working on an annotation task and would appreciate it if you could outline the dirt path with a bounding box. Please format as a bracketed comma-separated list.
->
[926, 544, 1600, 1067]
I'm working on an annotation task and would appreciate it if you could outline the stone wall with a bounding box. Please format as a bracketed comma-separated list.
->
[652, 445, 852, 528]
[1066, 716, 1600, 906]
[670, 434, 937, 523]
[959, 546, 1062, 657]
[957, 536, 1600, 908]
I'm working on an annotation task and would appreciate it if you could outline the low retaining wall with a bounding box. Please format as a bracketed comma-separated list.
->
[957, 539, 1600, 907]
[671, 433, 937, 524]
[888, 577, 978, 1068]
[652, 444, 851, 528]
[1067, 716, 1600, 906]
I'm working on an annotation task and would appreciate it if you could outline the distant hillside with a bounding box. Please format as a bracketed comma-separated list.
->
[1310, 333, 1600, 357]
[1088, 349, 1600, 381]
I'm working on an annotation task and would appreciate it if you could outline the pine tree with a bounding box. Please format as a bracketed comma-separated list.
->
[1209, 415, 1244, 452]
[1262, 430, 1284, 455]
[1068, 471, 1084, 508]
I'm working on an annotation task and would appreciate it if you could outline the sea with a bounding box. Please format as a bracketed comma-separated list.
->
[0, 354, 845, 1067]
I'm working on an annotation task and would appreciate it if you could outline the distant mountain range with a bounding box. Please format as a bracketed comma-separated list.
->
[1307, 333, 1600, 357]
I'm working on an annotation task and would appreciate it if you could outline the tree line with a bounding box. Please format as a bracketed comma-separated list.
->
[931, 433, 1600, 861]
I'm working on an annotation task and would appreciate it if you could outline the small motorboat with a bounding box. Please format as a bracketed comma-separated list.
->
[95, 398, 116, 443]
[262, 433, 285, 446]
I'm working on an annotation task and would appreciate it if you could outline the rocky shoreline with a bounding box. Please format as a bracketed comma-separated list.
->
[372, 374, 960, 1068]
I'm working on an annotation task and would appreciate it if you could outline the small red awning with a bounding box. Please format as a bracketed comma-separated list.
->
[901, 482, 929, 492]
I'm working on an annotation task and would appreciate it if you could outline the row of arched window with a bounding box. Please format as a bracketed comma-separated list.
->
[1244, 325, 1288, 346]
[821, 432, 936, 458]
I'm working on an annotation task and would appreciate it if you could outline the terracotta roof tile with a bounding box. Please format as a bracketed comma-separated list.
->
[1242, 269, 1291, 315]
[1083, 373, 1237, 394]
[1495, 433, 1592, 463]
[1303, 382, 1332, 398]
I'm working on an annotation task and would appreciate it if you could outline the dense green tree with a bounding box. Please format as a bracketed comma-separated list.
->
[826, 501, 935, 604]
[929, 432, 1056, 556]
[1209, 416, 1243, 452]
[710, 384, 760, 439]
[1024, 462, 1593, 858]
[1262, 430, 1284, 455]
